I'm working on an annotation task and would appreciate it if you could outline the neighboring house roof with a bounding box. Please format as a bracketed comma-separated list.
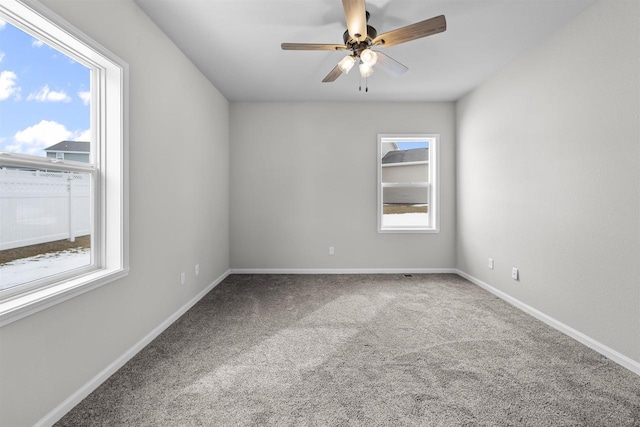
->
[382, 148, 428, 164]
[44, 140, 90, 153]
[380, 141, 399, 158]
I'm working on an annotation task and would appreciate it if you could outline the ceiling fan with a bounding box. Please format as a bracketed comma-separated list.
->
[281, 0, 446, 90]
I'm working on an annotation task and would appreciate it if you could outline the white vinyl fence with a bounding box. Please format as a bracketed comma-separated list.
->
[0, 168, 91, 251]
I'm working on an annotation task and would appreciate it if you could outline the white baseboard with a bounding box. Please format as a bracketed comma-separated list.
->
[455, 269, 640, 376]
[230, 268, 458, 275]
[35, 269, 232, 427]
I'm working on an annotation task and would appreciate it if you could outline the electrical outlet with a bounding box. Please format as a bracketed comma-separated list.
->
[488, 258, 494, 270]
[512, 267, 519, 281]
[180, 272, 186, 285]
[195, 264, 199, 276]
[329, 246, 334, 255]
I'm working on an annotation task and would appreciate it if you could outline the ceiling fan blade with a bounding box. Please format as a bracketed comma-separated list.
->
[372, 15, 446, 47]
[342, 0, 367, 42]
[322, 65, 343, 83]
[375, 51, 408, 77]
[281, 43, 348, 51]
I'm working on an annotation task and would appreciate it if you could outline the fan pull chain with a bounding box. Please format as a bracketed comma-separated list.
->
[358, 76, 369, 92]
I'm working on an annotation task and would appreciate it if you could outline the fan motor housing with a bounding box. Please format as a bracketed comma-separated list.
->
[343, 25, 377, 46]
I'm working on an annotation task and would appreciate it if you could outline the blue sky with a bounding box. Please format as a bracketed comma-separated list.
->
[396, 141, 428, 150]
[0, 18, 90, 157]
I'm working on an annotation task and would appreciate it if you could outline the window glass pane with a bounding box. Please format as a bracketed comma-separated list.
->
[0, 19, 93, 293]
[0, 166, 92, 291]
[380, 139, 432, 230]
[0, 19, 91, 161]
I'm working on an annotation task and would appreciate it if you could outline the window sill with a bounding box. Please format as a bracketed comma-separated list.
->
[378, 228, 440, 233]
[0, 267, 129, 327]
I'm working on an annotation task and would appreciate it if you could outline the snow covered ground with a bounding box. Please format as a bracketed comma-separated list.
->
[382, 213, 428, 227]
[0, 248, 90, 291]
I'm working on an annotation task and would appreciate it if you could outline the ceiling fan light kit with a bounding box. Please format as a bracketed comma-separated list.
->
[359, 62, 374, 78]
[281, 0, 446, 91]
[360, 48, 377, 66]
[338, 55, 356, 74]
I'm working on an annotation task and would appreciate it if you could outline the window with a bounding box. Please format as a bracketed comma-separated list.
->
[377, 134, 439, 233]
[0, 0, 128, 326]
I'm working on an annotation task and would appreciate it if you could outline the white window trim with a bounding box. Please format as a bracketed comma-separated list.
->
[0, 0, 129, 327]
[377, 134, 440, 234]
[382, 160, 429, 168]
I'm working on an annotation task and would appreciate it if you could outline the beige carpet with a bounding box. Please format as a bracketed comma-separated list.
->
[56, 274, 640, 426]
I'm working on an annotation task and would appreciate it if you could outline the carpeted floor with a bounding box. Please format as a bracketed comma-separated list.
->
[56, 274, 640, 426]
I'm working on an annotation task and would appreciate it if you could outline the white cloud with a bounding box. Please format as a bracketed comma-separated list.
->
[73, 129, 91, 142]
[0, 70, 19, 101]
[32, 39, 44, 48]
[0, 52, 5, 62]
[7, 120, 89, 155]
[27, 85, 71, 103]
[78, 91, 91, 106]
[0, 20, 6, 30]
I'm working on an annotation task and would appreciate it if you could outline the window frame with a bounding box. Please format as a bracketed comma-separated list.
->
[377, 134, 440, 233]
[0, 0, 129, 326]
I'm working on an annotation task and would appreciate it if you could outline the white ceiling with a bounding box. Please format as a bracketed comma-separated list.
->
[134, 0, 596, 102]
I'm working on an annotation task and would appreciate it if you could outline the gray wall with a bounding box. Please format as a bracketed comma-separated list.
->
[230, 102, 456, 270]
[0, 1, 230, 426]
[456, 0, 639, 363]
